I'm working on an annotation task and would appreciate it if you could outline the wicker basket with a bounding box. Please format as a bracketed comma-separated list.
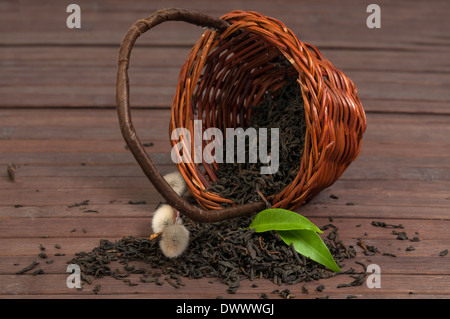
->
[116, 8, 367, 223]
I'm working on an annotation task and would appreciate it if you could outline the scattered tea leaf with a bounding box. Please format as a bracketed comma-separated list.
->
[68, 200, 90, 208]
[128, 200, 146, 205]
[16, 261, 39, 275]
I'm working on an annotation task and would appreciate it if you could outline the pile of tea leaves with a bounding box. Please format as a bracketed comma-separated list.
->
[206, 77, 306, 206]
[68, 216, 361, 294]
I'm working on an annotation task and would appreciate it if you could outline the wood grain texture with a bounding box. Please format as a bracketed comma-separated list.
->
[1, 0, 449, 299]
[1, 0, 449, 112]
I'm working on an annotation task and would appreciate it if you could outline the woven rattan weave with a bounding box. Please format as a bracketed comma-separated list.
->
[116, 8, 366, 222]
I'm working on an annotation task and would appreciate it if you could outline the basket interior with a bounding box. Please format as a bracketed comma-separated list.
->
[194, 30, 298, 132]
[192, 29, 300, 176]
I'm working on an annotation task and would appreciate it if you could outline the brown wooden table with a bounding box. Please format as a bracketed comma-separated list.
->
[1, 0, 449, 299]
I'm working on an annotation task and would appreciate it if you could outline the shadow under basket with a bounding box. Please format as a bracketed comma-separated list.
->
[116, 8, 367, 223]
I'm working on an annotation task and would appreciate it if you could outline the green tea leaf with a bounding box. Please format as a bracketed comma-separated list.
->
[249, 208, 323, 233]
[277, 229, 341, 272]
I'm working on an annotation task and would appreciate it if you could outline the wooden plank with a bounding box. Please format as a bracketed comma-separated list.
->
[1, 273, 449, 298]
[0, 204, 159, 218]
[2, 132, 447, 154]
[0, 158, 448, 192]
[0, 108, 170, 127]
[0, 187, 449, 219]
[1, 202, 449, 220]
[1, 47, 450, 112]
[1, 109, 449, 143]
[0, 176, 448, 207]
[0, 67, 181, 88]
[0, 140, 171, 153]
[0, 165, 167, 178]
[0, 108, 450, 134]
[2, 253, 449, 276]
[2, 118, 448, 143]
[0, 216, 448, 240]
[1, 140, 449, 164]
[1, 152, 448, 182]
[2, 46, 449, 73]
[2, 293, 448, 299]
[2, 75, 449, 111]
[0, 152, 172, 165]
[1, 0, 448, 49]
[0, 47, 188, 68]
[0, 85, 175, 108]
[2, 161, 446, 186]
[0, 188, 164, 208]
[1, 140, 449, 170]
[308, 185, 449, 209]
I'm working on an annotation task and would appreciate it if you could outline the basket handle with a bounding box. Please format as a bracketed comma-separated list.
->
[116, 8, 266, 223]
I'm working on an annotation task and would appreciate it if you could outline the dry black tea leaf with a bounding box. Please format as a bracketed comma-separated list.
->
[68, 217, 361, 294]
[206, 77, 306, 207]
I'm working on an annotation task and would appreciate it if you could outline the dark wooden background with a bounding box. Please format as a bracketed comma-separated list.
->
[1, 0, 449, 298]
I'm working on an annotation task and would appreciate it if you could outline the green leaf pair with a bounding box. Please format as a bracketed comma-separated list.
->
[249, 208, 341, 272]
